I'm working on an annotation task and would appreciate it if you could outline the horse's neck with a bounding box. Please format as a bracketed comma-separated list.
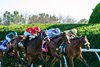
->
[70, 39, 82, 49]
[35, 33, 42, 47]
[53, 36, 63, 47]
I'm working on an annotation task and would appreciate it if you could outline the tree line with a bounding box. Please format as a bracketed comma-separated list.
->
[0, 11, 89, 25]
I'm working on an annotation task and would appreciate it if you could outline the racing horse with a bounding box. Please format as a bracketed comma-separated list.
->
[43, 32, 71, 67]
[24, 30, 50, 67]
[50, 35, 90, 67]
[65, 36, 90, 67]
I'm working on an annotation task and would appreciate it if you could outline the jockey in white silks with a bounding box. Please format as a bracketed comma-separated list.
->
[64, 28, 77, 39]
[58, 28, 78, 53]
[24, 26, 41, 39]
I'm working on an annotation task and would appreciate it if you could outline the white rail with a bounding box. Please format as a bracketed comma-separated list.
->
[82, 48, 100, 62]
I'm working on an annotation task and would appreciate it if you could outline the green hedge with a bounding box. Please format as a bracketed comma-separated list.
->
[0, 23, 100, 67]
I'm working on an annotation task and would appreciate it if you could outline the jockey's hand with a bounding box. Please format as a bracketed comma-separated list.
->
[56, 48, 60, 51]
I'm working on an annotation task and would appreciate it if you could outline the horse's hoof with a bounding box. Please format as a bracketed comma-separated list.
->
[65, 65, 68, 67]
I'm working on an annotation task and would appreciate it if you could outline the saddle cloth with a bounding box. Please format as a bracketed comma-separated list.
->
[42, 41, 48, 52]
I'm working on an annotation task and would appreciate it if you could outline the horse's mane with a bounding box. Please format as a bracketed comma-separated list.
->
[51, 36, 60, 40]
[70, 36, 80, 40]
[10, 37, 17, 43]
[51, 32, 64, 40]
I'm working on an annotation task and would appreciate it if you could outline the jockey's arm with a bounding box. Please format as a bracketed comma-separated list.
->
[29, 33, 37, 38]
[52, 32, 56, 37]
[52, 32, 60, 36]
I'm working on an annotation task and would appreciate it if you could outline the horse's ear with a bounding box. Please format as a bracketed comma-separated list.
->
[82, 35, 86, 38]
[19, 35, 26, 40]
[40, 30, 43, 32]
[79, 35, 82, 37]
[60, 32, 65, 35]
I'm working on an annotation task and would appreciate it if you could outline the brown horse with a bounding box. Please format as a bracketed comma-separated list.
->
[24, 30, 50, 66]
[50, 35, 90, 67]
[65, 36, 90, 67]
[43, 32, 70, 67]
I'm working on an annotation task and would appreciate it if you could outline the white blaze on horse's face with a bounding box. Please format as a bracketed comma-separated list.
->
[83, 36, 90, 50]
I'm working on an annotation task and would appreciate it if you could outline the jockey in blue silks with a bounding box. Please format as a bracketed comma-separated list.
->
[42, 28, 61, 52]
[46, 28, 61, 39]
[0, 31, 18, 51]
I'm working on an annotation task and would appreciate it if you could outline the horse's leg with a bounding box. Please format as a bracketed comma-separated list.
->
[45, 56, 50, 62]
[69, 56, 74, 67]
[78, 54, 89, 67]
[0, 53, 3, 66]
[52, 52, 68, 67]
[38, 53, 46, 67]
[25, 54, 33, 67]
[61, 55, 68, 67]
[51, 57, 59, 67]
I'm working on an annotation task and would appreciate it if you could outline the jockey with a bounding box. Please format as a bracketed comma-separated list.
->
[24, 26, 41, 39]
[64, 28, 77, 39]
[46, 28, 61, 39]
[0, 31, 18, 51]
[42, 28, 61, 52]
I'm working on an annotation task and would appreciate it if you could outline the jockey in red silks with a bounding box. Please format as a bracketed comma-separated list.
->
[24, 26, 41, 39]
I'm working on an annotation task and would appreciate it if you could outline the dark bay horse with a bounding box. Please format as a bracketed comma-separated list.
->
[43, 32, 70, 67]
[65, 36, 90, 67]
[24, 30, 50, 66]
[0, 37, 24, 66]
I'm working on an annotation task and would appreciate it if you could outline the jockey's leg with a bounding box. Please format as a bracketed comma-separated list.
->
[6, 36, 11, 43]
[18, 42, 24, 47]
[0, 39, 8, 50]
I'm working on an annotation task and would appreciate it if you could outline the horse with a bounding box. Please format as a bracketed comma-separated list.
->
[65, 36, 90, 67]
[24, 30, 50, 66]
[5, 35, 26, 66]
[0, 39, 16, 66]
[49, 35, 90, 67]
[42, 32, 70, 67]
[0, 38, 21, 66]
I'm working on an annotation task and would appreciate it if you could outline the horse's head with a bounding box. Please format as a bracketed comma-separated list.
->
[80, 36, 90, 50]
[61, 32, 71, 45]
[17, 35, 26, 42]
[41, 30, 50, 42]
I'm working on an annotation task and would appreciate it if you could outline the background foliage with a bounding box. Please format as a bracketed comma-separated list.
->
[89, 3, 100, 23]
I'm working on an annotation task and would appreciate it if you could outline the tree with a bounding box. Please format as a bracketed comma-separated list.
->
[89, 3, 100, 23]
[78, 19, 88, 24]
[64, 16, 76, 24]
[3, 11, 11, 25]
[0, 17, 2, 24]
